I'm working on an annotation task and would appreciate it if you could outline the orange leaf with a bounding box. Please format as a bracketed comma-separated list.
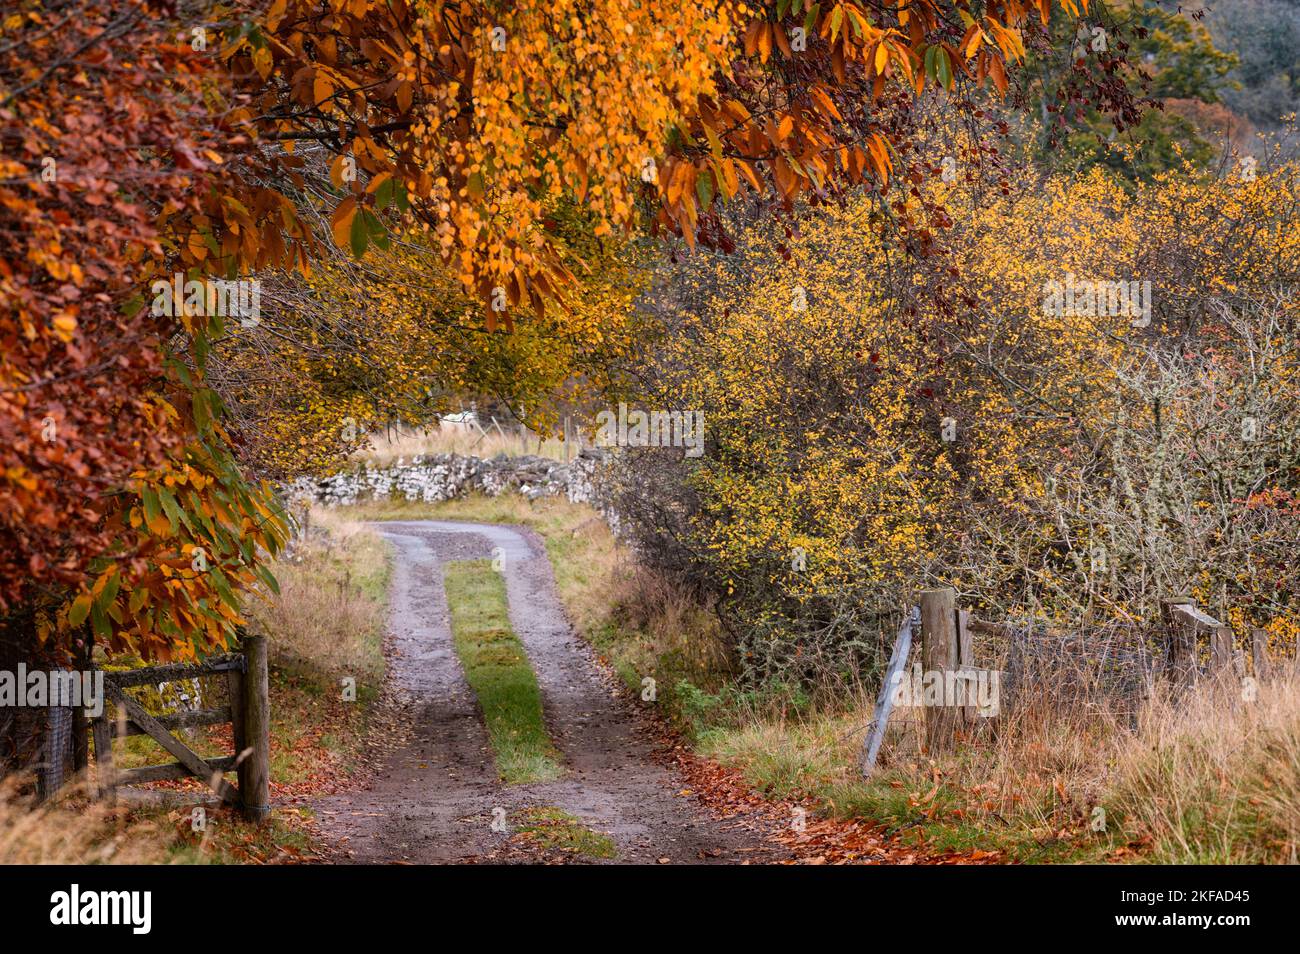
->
[313, 71, 334, 107]
[810, 86, 843, 121]
[776, 114, 794, 144]
[758, 23, 773, 63]
[330, 198, 357, 248]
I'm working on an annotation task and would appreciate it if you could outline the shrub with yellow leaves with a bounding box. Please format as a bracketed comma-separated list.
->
[618, 156, 1300, 686]
[209, 204, 651, 477]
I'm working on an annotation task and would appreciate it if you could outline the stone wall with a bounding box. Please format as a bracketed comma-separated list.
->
[283, 449, 608, 510]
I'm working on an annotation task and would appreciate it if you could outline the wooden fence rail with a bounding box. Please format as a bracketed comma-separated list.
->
[1159, 596, 1291, 689]
[859, 606, 918, 778]
[859, 588, 1295, 776]
[83, 634, 270, 822]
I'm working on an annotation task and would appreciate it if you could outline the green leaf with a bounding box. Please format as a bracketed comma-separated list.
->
[374, 176, 402, 209]
[362, 209, 390, 250]
[187, 489, 216, 536]
[936, 47, 952, 89]
[90, 601, 110, 640]
[158, 487, 188, 533]
[209, 567, 235, 605]
[100, 571, 122, 609]
[119, 294, 144, 318]
[256, 564, 281, 596]
[804, 4, 819, 37]
[68, 593, 92, 627]
[192, 388, 212, 432]
[696, 171, 714, 209]
[142, 487, 162, 527]
[350, 210, 369, 257]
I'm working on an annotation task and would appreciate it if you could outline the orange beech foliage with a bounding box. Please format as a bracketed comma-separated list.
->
[0, 2, 210, 611]
[0, 0, 1104, 661]
[0, 1, 286, 660]
[223, 0, 1100, 314]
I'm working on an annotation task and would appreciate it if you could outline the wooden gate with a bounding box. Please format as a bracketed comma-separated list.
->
[85, 634, 270, 821]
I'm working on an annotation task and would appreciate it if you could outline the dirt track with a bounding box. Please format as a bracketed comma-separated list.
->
[314, 520, 782, 864]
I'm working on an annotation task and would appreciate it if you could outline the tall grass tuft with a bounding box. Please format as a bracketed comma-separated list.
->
[0, 781, 170, 864]
[1108, 673, 1300, 863]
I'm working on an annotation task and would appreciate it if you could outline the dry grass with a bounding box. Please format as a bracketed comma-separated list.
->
[1109, 672, 1300, 863]
[247, 509, 388, 684]
[230, 509, 391, 792]
[0, 780, 171, 864]
[696, 684, 1122, 861]
[701, 661, 1300, 863]
[605, 566, 732, 687]
[356, 424, 577, 466]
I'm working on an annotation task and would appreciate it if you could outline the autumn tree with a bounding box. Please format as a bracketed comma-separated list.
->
[613, 159, 1300, 684]
[1018, 0, 1237, 179]
[1, 1, 287, 664]
[1, 0, 1117, 666]
[220, 0, 1117, 305]
[208, 204, 651, 477]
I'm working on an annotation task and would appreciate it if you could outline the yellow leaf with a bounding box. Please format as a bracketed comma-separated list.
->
[253, 46, 273, 80]
[52, 311, 77, 341]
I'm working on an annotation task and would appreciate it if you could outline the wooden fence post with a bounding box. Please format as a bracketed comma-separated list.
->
[1210, 623, 1234, 676]
[240, 634, 271, 822]
[1160, 596, 1197, 690]
[920, 587, 959, 751]
[955, 607, 976, 723]
[91, 712, 115, 803]
[1251, 629, 1271, 680]
[227, 663, 246, 774]
[36, 705, 71, 803]
[72, 713, 88, 776]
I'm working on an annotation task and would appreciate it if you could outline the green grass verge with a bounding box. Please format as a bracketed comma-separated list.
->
[515, 806, 617, 859]
[696, 718, 1118, 863]
[443, 559, 564, 785]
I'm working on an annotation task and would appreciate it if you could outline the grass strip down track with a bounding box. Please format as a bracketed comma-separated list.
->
[443, 559, 564, 785]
